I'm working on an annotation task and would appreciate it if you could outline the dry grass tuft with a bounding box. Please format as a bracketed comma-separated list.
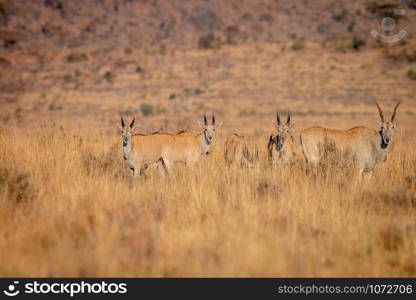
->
[0, 166, 37, 204]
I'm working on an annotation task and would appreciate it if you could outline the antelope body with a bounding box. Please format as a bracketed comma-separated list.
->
[120, 114, 220, 176]
[268, 111, 297, 165]
[300, 102, 401, 178]
[224, 134, 259, 168]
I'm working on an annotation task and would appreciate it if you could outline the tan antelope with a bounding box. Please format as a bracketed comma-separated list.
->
[268, 111, 297, 165]
[224, 134, 259, 168]
[119, 113, 221, 177]
[300, 102, 401, 179]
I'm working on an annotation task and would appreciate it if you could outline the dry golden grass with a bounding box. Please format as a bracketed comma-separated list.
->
[1, 40, 416, 277]
[0, 119, 415, 277]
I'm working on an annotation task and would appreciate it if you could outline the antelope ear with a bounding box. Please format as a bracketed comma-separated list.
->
[197, 120, 205, 129]
[289, 122, 295, 129]
[119, 117, 125, 132]
[216, 121, 223, 129]
[272, 120, 279, 129]
[130, 117, 136, 129]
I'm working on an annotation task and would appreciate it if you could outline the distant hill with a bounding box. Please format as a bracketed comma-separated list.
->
[0, 0, 415, 50]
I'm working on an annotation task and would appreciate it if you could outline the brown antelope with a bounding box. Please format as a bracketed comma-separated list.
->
[300, 102, 401, 179]
[224, 134, 259, 168]
[268, 111, 297, 165]
[119, 113, 221, 177]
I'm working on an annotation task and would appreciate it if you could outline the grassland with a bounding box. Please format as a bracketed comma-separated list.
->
[0, 116, 416, 276]
[1, 39, 416, 277]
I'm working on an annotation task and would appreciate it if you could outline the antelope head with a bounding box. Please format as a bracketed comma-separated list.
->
[198, 113, 222, 145]
[119, 117, 136, 147]
[375, 102, 401, 149]
[272, 111, 294, 151]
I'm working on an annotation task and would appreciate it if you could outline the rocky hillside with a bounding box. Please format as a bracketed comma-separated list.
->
[1, 0, 416, 130]
[0, 0, 415, 50]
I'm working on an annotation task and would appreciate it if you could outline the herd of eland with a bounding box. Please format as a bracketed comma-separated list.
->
[119, 102, 401, 180]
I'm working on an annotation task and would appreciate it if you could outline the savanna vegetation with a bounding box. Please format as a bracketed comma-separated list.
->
[0, 0, 416, 277]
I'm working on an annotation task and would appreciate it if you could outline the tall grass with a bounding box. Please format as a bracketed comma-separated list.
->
[0, 124, 415, 277]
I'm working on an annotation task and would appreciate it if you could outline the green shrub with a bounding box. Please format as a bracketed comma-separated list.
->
[326, 33, 365, 52]
[291, 41, 305, 51]
[66, 52, 88, 63]
[63, 73, 75, 83]
[140, 103, 154, 117]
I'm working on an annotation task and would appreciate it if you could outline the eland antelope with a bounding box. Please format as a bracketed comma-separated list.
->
[224, 134, 259, 168]
[119, 113, 221, 177]
[268, 111, 297, 165]
[300, 102, 401, 178]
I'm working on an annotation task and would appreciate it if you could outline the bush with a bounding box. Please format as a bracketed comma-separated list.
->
[198, 32, 221, 50]
[407, 69, 416, 80]
[159, 44, 167, 56]
[238, 108, 256, 117]
[140, 103, 154, 117]
[103, 71, 114, 83]
[0, 166, 37, 204]
[291, 41, 305, 51]
[332, 10, 348, 22]
[405, 46, 416, 62]
[326, 33, 365, 52]
[405, 175, 416, 190]
[351, 35, 366, 50]
[0, 0, 18, 26]
[366, 1, 399, 14]
[66, 52, 88, 63]
[63, 73, 75, 83]
[82, 144, 126, 179]
[0, 56, 11, 67]
[378, 225, 404, 252]
[384, 44, 416, 63]
[136, 66, 144, 73]
[258, 13, 274, 24]
[224, 25, 240, 45]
